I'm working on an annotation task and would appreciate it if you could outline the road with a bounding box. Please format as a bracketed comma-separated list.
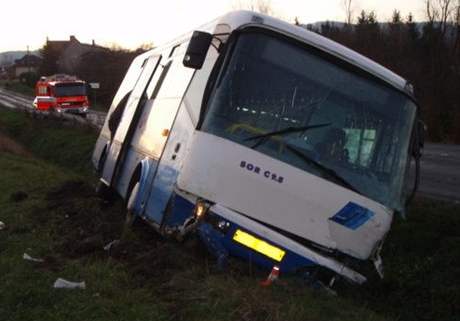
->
[419, 143, 460, 202]
[0, 88, 459, 203]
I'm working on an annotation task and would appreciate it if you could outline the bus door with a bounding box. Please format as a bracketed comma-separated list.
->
[102, 55, 161, 187]
[140, 48, 196, 225]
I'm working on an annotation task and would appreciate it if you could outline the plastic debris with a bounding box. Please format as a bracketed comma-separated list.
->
[260, 265, 280, 286]
[103, 239, 120, 251]
[23, 253, 45, 263]
[0, 221, 5, 231]
[53, 278, 86, 289]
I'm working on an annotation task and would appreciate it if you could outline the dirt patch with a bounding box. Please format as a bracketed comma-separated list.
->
[42, 180, 127, 258]
[38, 179, 260, 292]
[0, 131, 32, 157]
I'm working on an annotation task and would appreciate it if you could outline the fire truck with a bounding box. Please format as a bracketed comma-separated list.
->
[33, 74, 90, 115]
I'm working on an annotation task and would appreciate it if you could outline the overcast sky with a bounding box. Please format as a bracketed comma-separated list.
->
[0, 0, 427, 52]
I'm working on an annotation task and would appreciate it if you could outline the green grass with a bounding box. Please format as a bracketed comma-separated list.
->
[0, 105, 459, 321]
[0, 108, 97, 175]
[0, 80, 35, 97]
[342, 198, 460, 321]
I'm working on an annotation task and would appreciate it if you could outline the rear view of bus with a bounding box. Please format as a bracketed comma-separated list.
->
[93, 11, 423, 284]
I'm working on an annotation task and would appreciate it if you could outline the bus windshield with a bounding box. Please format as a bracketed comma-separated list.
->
[54, 83, 87, 97]
[201, 31, 417, 211]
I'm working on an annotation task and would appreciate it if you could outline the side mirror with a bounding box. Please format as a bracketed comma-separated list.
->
[183, 31, 213, 70]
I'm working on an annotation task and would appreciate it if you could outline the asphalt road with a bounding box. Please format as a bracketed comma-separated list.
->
[0, 88, 459, 203]
[418, 143, 460, 203]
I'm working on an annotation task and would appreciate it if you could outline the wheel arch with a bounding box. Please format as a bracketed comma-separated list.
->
[125, 157, 155, 216]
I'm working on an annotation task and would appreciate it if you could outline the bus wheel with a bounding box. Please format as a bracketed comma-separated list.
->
[95, 180, 114, 202]
[125, 181, 140, 227]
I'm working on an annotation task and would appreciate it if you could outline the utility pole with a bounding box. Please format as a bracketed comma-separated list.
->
[27, 45, 31, 73]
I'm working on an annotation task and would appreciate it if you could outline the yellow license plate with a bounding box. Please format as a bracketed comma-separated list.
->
[233, 229, 285, 262]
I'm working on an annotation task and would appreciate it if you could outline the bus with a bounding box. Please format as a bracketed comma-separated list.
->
[92, 11, 424, 284]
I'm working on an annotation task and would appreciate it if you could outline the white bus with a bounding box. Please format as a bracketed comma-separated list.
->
[92, 11, 423, 284]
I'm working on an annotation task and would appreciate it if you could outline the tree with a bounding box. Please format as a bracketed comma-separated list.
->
[406, 13, 419, 41]
[38, 42, 61, 76]
[232, 0, 274, 15]
[357, 10, 368, 25]
[74, 46, 149, 109]
[343, 0, 354, 24]
[425, 0, 454, 38]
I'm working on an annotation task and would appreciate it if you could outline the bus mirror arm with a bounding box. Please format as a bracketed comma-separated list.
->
[417, 120, 426, 151]
[405, 119, 426, 211]
[183, 31, 213, 70]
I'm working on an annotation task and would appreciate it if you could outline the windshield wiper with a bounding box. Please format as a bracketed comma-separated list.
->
[284, 143, 363, 196]
[244, 123, 331, 142]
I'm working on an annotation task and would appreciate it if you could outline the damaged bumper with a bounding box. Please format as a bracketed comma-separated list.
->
[173, 193, 367, 284]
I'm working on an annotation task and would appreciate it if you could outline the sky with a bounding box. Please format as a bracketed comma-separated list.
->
[0, 0, 427, 52]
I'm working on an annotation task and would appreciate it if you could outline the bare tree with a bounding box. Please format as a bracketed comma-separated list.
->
[426, 0, 455, 37]
[455, 0, 460, 54]
[232, 0, 274, 15]
[426, 0, 438, 22]
[343, 0, 354, 24]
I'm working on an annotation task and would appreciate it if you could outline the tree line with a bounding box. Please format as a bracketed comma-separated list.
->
[37, 43, 149, 109]
[307, 1, 460, 143]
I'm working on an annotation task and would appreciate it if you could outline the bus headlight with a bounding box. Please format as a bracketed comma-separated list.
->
[194, 199, 211, 219]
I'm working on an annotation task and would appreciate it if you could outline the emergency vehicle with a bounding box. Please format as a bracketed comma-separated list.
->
[93, 11, 424, 285]
[33, 74, 90, 115]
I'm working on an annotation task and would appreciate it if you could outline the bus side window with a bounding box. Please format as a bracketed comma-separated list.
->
[108, 91, 131, 139]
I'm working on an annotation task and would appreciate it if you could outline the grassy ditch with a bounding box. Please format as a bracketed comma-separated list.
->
[0, 108, 97, 175]
[0, 106, 459, 321]
[0, 80, 35, 97]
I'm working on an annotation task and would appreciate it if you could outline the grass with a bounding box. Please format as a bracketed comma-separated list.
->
[0, 106, 459, 321]
[0, 108, 97, 175]
[339, 198, 460, 321]
[0, 80, 35, 97]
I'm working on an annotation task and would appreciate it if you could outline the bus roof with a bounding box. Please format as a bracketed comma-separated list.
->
[145, 10, 412, 96]
[216, 11, 410, 94]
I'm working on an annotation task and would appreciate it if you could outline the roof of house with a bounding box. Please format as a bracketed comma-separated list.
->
[14, 54, 42, 67]
[47, 35, 106, 52]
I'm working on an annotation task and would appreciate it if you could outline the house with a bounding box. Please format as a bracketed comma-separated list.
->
[9, 54, 42, 78]
[46, 35, 107, 73]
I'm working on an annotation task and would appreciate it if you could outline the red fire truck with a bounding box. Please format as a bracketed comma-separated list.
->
[33, 74, 90, 115]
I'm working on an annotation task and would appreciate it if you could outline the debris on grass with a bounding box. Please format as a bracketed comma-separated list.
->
[103, 239, 120, 251]
[53, 278, 86, 289]
[23, 253, 45, 263]
[0, 221, 5, 230]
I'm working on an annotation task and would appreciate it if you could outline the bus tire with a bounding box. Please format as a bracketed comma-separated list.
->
[125, 181, 140, 227]
[95, 180, 114, 202]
